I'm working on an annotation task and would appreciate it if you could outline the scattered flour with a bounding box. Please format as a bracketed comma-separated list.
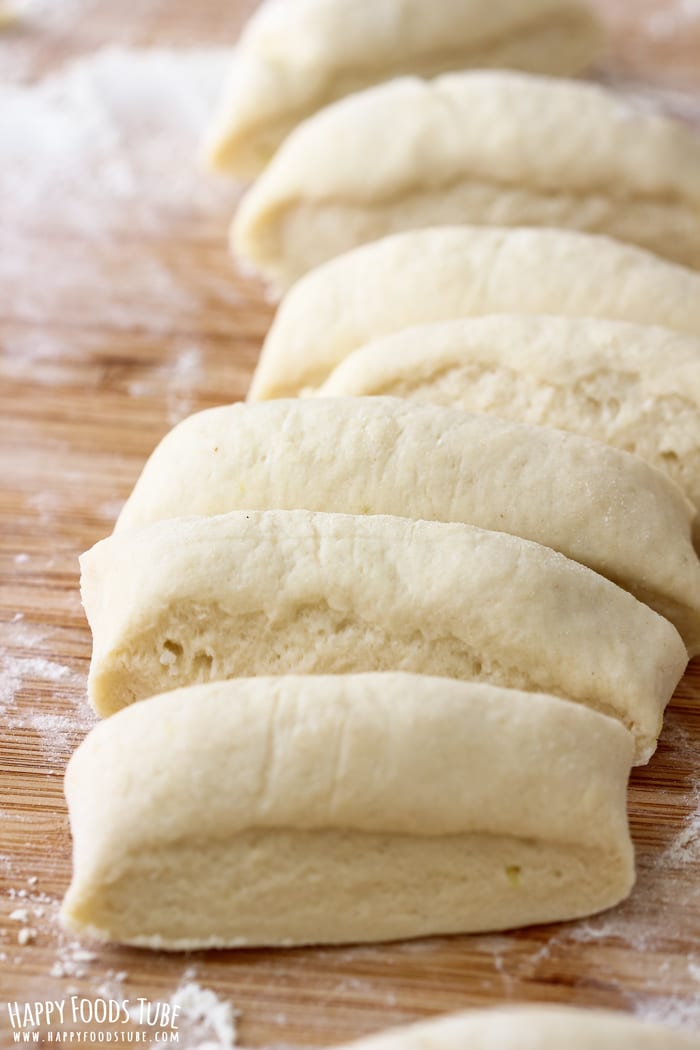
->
[115, 975, 238, 1049]
[0, 640, 94, 761]
[646, 0, 700, 38]
[0, 46, 235, 237]
[22, 711, 84, 760]
[0, 42, 244, 416]
[49, 939, 99, 980]
[593, 68, 700, 128]
[633, 994, 700, 1031]
[654, 717, 700, 874]
[659, 787, 700, 870]
[95, 971, 128, 997]
[170, 982, 238, 1050]
[0, 651, 75, 714]
[7, 656, 71, 682]
[97, 499, 126, 524]
[0, 667, 20, 707]
[128, 344, 205, 425]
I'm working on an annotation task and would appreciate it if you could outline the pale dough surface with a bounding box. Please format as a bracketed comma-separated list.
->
[205, 0, 602, 177]
[233, 72, 700, 287]
[61, 673, 634, 948]
[318, 316, 700, 526]
[249, 227, 700, 400]
[115, 397, 700, 653]
[331, 1006, 700, 1049]
[80, 509, 687, 761]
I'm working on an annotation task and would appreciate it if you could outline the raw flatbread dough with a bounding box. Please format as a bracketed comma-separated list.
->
[115, 397, 700, 654]
[233, 72, 700, 288]
[330, 1005, 700, 1049]
[80, 509, 687, 761]
[318, 316, 700, 529]
[248, 227, 700, 399]
[205, 0, 602, 177]
[61, 673, 634, 948]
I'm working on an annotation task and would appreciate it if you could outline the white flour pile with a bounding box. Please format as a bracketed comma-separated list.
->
[0, 44, 245, 417]
[0, 46, 236, 236]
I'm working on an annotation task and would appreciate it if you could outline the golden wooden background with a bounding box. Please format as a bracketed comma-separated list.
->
[1, 1, 700, 1045]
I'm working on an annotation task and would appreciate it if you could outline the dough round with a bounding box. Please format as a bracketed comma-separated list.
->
[234, 72, 700, 288]
[249, 227, 700, 400]
[206, 0, 602, 177]
[61, 674, 634, 948]
[81, 509, 686, 761]
[330, 1005, 700, 1049]
[317, 315, 700, 529]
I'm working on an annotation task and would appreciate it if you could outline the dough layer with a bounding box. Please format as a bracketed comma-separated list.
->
[249, 227, 700, 400]
[61, 673, 634, 948]
[331, 1005, 700, 1049]
[206, 0, 602, 177]
[318, 316, 700, 526]
[80, 509, 687, 761]
[234, 73, 700, 287]
[115, 397, 700, 653]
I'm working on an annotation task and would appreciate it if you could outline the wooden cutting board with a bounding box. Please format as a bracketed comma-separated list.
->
[1, 1, 700, 1045]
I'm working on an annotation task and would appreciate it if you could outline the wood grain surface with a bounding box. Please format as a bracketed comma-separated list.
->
[1, 1, 700, 1046]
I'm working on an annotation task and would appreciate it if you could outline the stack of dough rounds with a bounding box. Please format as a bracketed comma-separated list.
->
[327, 1006, 700, 1049]
[317, 316, 700, 526]
[205, 0, 603, 177]
[248, 226, 700, 399]
[61, 675, 635, 947]
[80, 508, 685, 762]
[114, 397, 700, 655]
[232, 72, 700, 290]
